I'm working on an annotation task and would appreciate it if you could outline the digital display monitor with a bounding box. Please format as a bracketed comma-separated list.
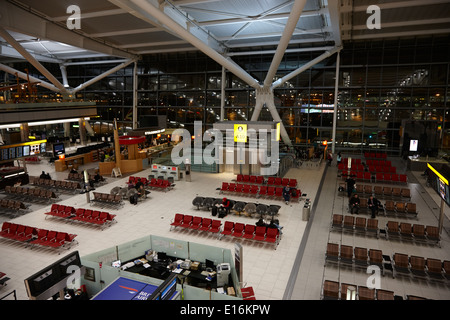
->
[409, 139, 418, 152]
[427, 163, 450, 206]
[53, 143, 65, 156]
[23, 145, 30, 157]
[40, 142, 46, 153]
[16, 146, 23, 158]
[1, 149, 8, 161]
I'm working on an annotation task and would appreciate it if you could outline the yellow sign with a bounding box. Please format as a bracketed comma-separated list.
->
[276, 122, 280, 141]
[234, 124, 247, 143]
[427, 163, 448, 185]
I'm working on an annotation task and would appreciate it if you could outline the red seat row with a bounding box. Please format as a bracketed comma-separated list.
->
[267, 177, 297, 188]
[220, 221, 280, 249]
[169, 214, 222, 235]
[339, 163, 397, 174]
[236, 174, 264, 185]
[149, 178, 173, 191]
[220, 182, 300, 202]
[128, 176, 149, 185]
[45, 204, 116, 229]
[342, 171, 407, 184]
[0, 221, 78, 252]
[364, 152, 387, 159]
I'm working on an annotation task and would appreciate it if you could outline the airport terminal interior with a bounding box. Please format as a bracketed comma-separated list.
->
[0, 0, 450, 301]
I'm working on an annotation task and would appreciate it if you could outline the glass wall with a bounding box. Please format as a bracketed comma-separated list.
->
[8, 35, 448, 156]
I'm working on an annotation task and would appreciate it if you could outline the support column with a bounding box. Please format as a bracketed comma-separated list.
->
[220, 66, 226, 121]
[331, 51, 340, 153]
[78, 118, 87, 146]
[133, 61, 138, 129]
[20, 123, 29, 142]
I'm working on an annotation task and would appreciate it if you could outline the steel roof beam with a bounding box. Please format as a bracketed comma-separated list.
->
[264, 0, 308, 87]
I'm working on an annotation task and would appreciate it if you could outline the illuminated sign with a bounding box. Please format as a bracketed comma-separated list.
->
[427, 163, 448, 185]
[234, 124, 247, 143]
[276, 122, 281, 141]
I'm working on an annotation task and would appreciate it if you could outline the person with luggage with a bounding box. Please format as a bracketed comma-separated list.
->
[221, 197, 232, 216]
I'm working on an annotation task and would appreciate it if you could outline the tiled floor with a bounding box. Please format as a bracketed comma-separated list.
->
[0, 157, 323, 300]
[289, 158, 450, 300]
[1, 155, 449, 300]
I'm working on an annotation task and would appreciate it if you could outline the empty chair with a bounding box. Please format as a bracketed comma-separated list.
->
[355, 217, 367, 233]
[366, 218, 379, 238]
[209, 220, 221, 234]
[231, 223, 245, 238]
[243, 224, 255, 240]
[369, 249, 384, 273]
[363, 185, 372, 194]
[358, 286, 375, 300]
[192, 197, 204, 209]
[395, 202, 406, 213]
[384, 200, 396, 214]
[199, 218, 212, 232]
[410, 256, 427, 277]
[258, 186, 268, 198]
[401, 188, 411, 199]
[256, 204, 268, 218]
[264, 227, 279, 246]
[244, 203, 257, 216]
[189, 216, 202, 230]
[426, 258, 444, 280]
[180, 215, 193, 228]
[392, 187, 401, 197]
[233, 201, 246, 215]
[412, 224, 426, 240]
[376, 289, 394, 300]
[444, 261, 450, 280]
[340, 245, 353, 265]
[221, 221, 234, 238]
[325, 242, 339, 264]
[386, 221, 400, 239]
[322, 280, 339, 300]
[393, 253, 410, 278]
[425, 226, 440, 246]
[374, 186, 383, 197]
[343, 215, 354, 231]
[383, 187, 392, 197]
[254, 226, 266, 241]
[331, 214, 343, 229]
[170, 214, 184, 230]
[354, 247, 368, 267]
[405, 203, 417, 216]
[399, 222, 413, 239]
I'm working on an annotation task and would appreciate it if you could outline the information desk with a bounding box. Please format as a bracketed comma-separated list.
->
[122, 255, 223, 290]
[92, 277, 179, 300]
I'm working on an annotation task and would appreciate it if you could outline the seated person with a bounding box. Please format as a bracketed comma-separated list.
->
[368, 195, 381, 218]
[349, 194, 360, 214]
[222, 197, 232, 215]
[282, 186, 291, 204]
[40, 171, 47, 179]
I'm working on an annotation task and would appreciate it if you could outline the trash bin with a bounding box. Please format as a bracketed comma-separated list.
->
[302, 200, 311, 221]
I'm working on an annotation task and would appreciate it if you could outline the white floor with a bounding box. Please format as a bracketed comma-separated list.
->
[1, 155, 449, 300]
[0, 158, 323, 300]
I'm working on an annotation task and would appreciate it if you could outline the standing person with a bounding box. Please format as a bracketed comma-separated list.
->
[349, 194, 360, 214]
[282, 185, 291, 205]
[368, 195, 381, 218]
[345, 175, 356, 198]
[327, 152, 333, 166]
[337, 152, 342, 166]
